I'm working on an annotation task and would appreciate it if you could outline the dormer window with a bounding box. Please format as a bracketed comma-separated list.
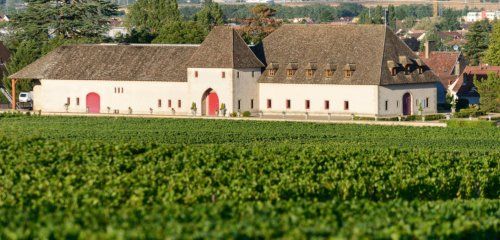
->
[387, 60, 398, 76]
[268, 69, 276, 77]
[399, 56, 412, 75]
[266, 62, 279, 77]
[343, 64, 356, 78]
[286, 62, 298, 78]
[415, 59, 425, 74]
[306, 69, 314, 78]
[324, 63, 337, 78]
[305, 62, 317, 78]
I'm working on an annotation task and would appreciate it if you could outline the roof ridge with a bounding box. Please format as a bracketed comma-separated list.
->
[378, 26, 388, 85]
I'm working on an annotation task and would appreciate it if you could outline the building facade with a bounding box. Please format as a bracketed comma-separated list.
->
[11, 25, 439, 117]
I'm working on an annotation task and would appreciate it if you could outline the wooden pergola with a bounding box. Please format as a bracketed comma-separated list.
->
[10, 78, 17, 110]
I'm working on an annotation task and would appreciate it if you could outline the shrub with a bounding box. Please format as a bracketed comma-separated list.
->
[242, 111, 251, 117]
[229, 112, 237, 117]
[454, 107, 486, 118]
[423, 114, 445, 121]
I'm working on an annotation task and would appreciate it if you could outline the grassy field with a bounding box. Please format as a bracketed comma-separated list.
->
[0, 115, 499, 239]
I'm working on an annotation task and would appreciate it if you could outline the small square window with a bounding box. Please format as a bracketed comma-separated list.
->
[344, 101, 349, 110]
[385, 100, 388, 111]
[305, 100, 310, 110]
[195, 71, 199, 78]
[286, 99, 291, 109]
[425, 97, 429, 108]
[178, 100, 181, 108]
[324, 100, 330, 110]
[325, 70, 334, 77]
[168, 99, 172, 108]
[66, 97, 70, 105]
[238, 99, 241, 110]
[306, 69, 314, 78]
[121, 87, 124, 93]
[344, 70, 353, 78]
[286, 69, 296, 77]
[158, 99, 162, 108]
[268, 69, 276, 77]
[252, 71, 255, 77]
[222, 71, 226, 78]
[76, 97, 80, 106]
[251, 99, 254, 109]
[236, 72, 240, 78]
[267, 99, 272, 109]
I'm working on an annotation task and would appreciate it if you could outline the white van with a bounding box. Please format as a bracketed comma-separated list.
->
[19, 92, 33, 103]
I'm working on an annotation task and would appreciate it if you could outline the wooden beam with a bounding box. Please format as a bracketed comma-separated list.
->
[11, 78, 16, 110]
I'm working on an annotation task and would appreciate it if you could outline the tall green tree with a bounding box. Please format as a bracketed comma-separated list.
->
[464, 20, 491, 66]
[475, 73, 500, 113]
[483, 20, 500, 66]
[152, 21, 207, 44]
[193, 0, 224, 31]
[10, 0, 118, 43]
[127, 0, 180, 34]
[372, 5, 384, 24]
[388, 5, 396, 30]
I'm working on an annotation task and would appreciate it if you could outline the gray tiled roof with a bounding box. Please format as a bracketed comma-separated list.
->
[188, 26, 264, 68]
[9, 44, 198, 81]
[256, 24, 439, 85]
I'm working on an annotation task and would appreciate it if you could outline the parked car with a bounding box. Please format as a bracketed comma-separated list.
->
[19, 92, 33, 103]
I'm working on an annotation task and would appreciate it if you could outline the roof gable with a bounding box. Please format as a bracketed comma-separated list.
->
[10, 44, 198, 81]
[188, 26, 264, 68]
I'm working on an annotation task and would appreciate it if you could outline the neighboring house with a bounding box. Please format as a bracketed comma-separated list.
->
[9, 25, 439, 116]
[417, 47, 466, 104]
[465, 11, 500, 22]
[449, 65, 500, 105]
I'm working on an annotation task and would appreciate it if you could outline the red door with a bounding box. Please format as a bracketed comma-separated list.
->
[86, 92, 100, 113]
[403, 93, 412, 115]
[208, 92, 219, 116]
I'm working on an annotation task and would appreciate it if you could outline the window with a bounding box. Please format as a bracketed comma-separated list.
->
[385, 100, 388, 111]
[158, 99, 162, 108]
[324, 100, 330, 110]
[268, 69, 276, 77]
[195, 71, 198, 78]
[114, 87, 117, 93]
[236, 71, 240, 78]
[178, 100, 181, 108]
[418, 67, 423, 74]
[425, 97, 429, 108]
[238, 99, 241, 110]
[396, 101, 399, 107]
[344, 101, 349, 110]
[222, 71, 226, 78]
[121, 87, 124, 93]
[252, 71, 255, 78]
[391, 68, 397, 76]
[267, 99, 272, 109]
[168, 99, 172, 108]
[286, 99, 291, 109]
[405, 66, 411, 75]
[344, 70, 353, 78]
[305, 100, 310, 110]
[325, 70, 334, 77]
[306, 69, 314, 78]
[66, 97, 70, 105]
[286, 69, 296, 77]
[76, 98, 80, 106]
[251, 99, 254, 109]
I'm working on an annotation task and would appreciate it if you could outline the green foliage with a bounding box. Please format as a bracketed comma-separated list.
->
[126, 0, 180, 34]
[483, 20, 500, 65]
[464, 20, 492, 66]
[447, 119, 496, 128]
[10, 0, 118, 42]
[475, 72, 500, 113]
[454, 106, 486, 118]
[242, 111, 251, 117]
[193, 0, 224, 30]
[0, 116, 498, 238]
[152, 21, 207, 44]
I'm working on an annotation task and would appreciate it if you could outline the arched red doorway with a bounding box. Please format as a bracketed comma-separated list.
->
[86, 92, 100, 113]
[402, 92, 412, 115]
[201, 89, 219, 116]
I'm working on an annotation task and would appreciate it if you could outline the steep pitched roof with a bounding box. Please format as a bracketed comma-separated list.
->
[417, 51, 465, 88]
[257, 24, 439, 85]
[9, 44, 198, 81]
[188, 26, 264, 68]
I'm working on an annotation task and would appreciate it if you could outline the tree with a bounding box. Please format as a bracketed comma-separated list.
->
[238, 4, 280, 45]
[483, 20, 500, 65]
[372, 5, 384, 24]
[152, 21, 207, 44]
[10, 0, 118, 42]
[475, 73, 500, 113]
[463, 20, 491, 66]
[126, 0, 180, 34]
[194, 0, 224, 31]
[388, 5, 396, 30]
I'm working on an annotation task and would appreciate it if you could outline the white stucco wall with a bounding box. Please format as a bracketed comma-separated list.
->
[187, 68, 234, 115]
[258, 83, 379, 116]
[377, 83, 437, 116]
[233, 68, 261, 113]
[36, 79, 189, 114]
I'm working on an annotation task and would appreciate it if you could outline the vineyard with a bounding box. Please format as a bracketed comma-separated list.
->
[0, 115, 499, 239]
